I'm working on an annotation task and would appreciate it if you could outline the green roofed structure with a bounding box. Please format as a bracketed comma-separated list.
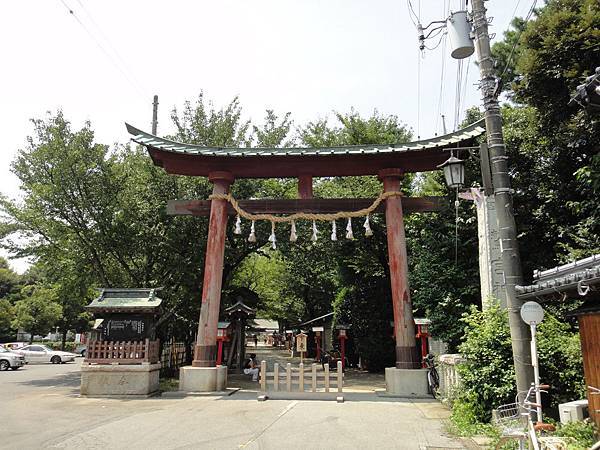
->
[81, 288, 163, 397]
[86, 288, 163, 314]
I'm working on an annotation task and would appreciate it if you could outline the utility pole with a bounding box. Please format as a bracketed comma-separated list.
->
[152, 95, 159, 135]
[471, 0, 533, 394]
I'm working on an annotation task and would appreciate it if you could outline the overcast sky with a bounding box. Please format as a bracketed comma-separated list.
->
[0, 0, 532, 272]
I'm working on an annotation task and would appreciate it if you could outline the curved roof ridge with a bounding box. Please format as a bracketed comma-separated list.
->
[125, 119, 485, 155]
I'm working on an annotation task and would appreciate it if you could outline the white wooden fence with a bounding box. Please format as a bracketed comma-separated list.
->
[259, 361, 343, 400]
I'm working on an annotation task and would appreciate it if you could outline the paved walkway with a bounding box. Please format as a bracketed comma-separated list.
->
[1, 357, 468, 449]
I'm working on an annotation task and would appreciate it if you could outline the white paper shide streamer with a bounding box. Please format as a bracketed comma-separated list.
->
[346, 218, 354, 239]
[330, 220, 337, 241]
[234, 215, 242, 234]
[268, 221, 277, 249]
[311, 220, 318, 242]
[290, 220, 298, 242]
[248, 220, 256, 242]
[363, 215, 373, 237]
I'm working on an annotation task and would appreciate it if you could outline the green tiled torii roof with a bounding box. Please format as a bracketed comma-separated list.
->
[86, 288, 163, 312]
[125, 119, 485, 158]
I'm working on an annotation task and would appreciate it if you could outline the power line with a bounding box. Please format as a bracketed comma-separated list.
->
[74, 0, 147, 95]
[499, 0, 538, 79]
[453, 59, 464, 130]
[434, 32, 448, 135]
[459, 55, 472, 126]
[57, 0, 147, 99]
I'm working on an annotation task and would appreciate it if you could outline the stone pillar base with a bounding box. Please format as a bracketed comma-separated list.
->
[179, 365, 227, 392]
[80, 362, 160, 397]
[384, 367, 429, 397]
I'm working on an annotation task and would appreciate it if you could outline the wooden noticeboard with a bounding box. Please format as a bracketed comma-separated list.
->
[296, 333, 307, 352]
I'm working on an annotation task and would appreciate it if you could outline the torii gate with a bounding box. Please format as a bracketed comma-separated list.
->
[126, 119, 485, 392]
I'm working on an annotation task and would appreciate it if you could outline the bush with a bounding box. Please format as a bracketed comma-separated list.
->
[453, 301, 585, 424]
[553, 420, 598, 449]
[455, 302, 516, 422]
[40, 341, 77, 352]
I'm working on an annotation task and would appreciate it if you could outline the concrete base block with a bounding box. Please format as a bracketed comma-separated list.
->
[385, 367, 429, 397]
[257, 391, 343, 401]
[161, 388, 239, 398]
[179, 365, 227, 392]
[80, 362, 160, 397]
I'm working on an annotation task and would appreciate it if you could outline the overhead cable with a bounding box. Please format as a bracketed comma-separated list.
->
[58, 0, 147, 99]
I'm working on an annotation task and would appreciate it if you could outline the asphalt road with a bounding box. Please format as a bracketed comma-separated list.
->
[0, 359, 466, 449]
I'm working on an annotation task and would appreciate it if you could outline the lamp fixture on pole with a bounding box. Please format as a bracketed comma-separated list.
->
[437, 155, 465, 189]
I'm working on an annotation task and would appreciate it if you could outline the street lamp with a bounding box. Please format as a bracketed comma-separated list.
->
[437, 155, 465, 189]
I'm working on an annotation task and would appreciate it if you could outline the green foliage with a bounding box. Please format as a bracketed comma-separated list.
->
[43, 341, 77, 352]
[230, 251, 303, 324]
[455, 302, 585, 424]
[12, 286, 62, 341]
[448, 389, 500, 438]
[407, 195, 480, 350]
[333, 279, 395, 372]
[0, 298, 15, 340]
[0, 97, 295, 349]
[456, 303, 516, 422]
[537, 314, 586, 408]
[489, 0, 600, 282]
[553, 420, 598, 449]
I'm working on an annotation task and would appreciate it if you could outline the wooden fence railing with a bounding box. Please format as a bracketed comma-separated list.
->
[85, 339, 160, 364]
[160, 341, 187, 376]
[260, 361, 343, 394]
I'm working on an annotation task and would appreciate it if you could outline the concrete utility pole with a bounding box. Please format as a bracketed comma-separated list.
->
[471, 0, 533, 394]
[152, 95, 159, 135]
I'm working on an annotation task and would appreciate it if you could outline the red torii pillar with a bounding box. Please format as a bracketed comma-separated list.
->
[193, 171, 234, 367]
[379, 168, 419, 369]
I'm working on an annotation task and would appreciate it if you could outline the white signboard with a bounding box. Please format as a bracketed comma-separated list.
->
[312, 326, 324, 332]
[520, 301, 544, 325]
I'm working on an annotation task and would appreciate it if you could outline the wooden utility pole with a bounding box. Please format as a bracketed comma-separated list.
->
[471, 0, 533, 394]
[151, 95, 159, 135]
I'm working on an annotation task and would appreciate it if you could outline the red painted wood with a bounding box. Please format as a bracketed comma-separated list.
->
[339, 335, 346, 371]
[298, 174, 313, 199]
[216, 339, 224, 366]
[380, 169, 418, 369]
[150, 148, 451, 178]
[167, 197, 445, 216]
[315, 334, 321, 361]
[193, 171, 233, 367]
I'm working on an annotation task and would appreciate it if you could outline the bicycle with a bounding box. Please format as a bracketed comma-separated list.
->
[495, 383, 556, 450]
[423, 353, 439, 398]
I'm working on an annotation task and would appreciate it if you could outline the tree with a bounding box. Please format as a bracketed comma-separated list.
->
[0, 299, 15, 340]
[12, 286, 62, 342]
[490, 0, 600, 273]
[0, 257, 22, 300]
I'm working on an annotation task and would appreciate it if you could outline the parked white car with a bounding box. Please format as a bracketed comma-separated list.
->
[16, 345, 78, 364]
[0, 346, 26, 370]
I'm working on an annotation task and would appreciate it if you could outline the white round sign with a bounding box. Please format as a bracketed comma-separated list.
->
[520, 301, 544, 324]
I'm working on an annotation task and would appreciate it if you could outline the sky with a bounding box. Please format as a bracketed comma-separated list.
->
[0, 0, 533, 272]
